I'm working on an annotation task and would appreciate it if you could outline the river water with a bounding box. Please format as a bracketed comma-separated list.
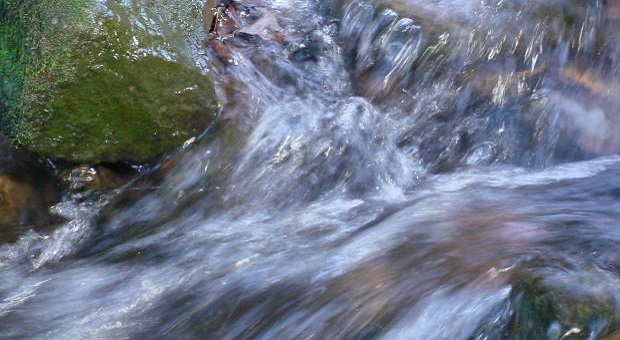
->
[2, 0, 620, 339]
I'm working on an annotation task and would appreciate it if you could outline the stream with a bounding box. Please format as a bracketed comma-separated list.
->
[3, 0, 620, 339]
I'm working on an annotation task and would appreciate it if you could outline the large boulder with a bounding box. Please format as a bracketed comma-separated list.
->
[1, 0, 217, 163]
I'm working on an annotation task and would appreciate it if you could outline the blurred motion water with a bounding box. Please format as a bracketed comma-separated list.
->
[2, 0, 620, 339]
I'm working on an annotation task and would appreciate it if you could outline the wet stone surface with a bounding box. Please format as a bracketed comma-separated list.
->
[0, 138, 61, 243]
[509, 265, 620, 340]
[2, 0, 218, 163]
[58, 163, 137, 201]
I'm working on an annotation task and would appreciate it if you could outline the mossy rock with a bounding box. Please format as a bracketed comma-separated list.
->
[509, 266, 620, 340]
[1, 0, 217, 163]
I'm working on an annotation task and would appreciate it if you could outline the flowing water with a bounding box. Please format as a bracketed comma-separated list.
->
[3, 0, 620, 339]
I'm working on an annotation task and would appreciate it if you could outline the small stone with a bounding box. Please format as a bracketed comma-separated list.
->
[59, 163, 135, 196]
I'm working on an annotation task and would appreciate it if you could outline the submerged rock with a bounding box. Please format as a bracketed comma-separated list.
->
[509, 265, 620, 340]
[0, 138, 61, 242]
[602, 331, 620, 340]
[59, 163, 137, 200]
[331, 0, 620, 171]
[1, 0, 218, 163]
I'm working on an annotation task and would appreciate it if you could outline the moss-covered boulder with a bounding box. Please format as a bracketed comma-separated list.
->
[1, 0, 217, 163]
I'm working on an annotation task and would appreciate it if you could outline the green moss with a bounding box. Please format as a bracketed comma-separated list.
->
[31, 53, 215, 163]
[0, 24, 22, 134]
[22, 14, 217, 163]
[0, 5, 26, 135]
[0, 0, 91, 141]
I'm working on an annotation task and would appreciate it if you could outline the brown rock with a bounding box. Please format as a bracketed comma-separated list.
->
[0, 138, 61, 232]
[59, 163, 135, 196]
[602, 331, 620, 340]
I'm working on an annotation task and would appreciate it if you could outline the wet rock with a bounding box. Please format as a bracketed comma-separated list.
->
[1, 0, 218, 163]
[59, 163, 137, 200]
[206, 0, 284, 42]
[0, 138, 61, 242]
[547, 67, 620, 155]
[509, 266, 620, 340]
[332, 0, 620, 171]
[602, 331, 620, 340]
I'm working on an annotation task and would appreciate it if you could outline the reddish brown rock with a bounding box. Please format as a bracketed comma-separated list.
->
[0, 138, 61, 233]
